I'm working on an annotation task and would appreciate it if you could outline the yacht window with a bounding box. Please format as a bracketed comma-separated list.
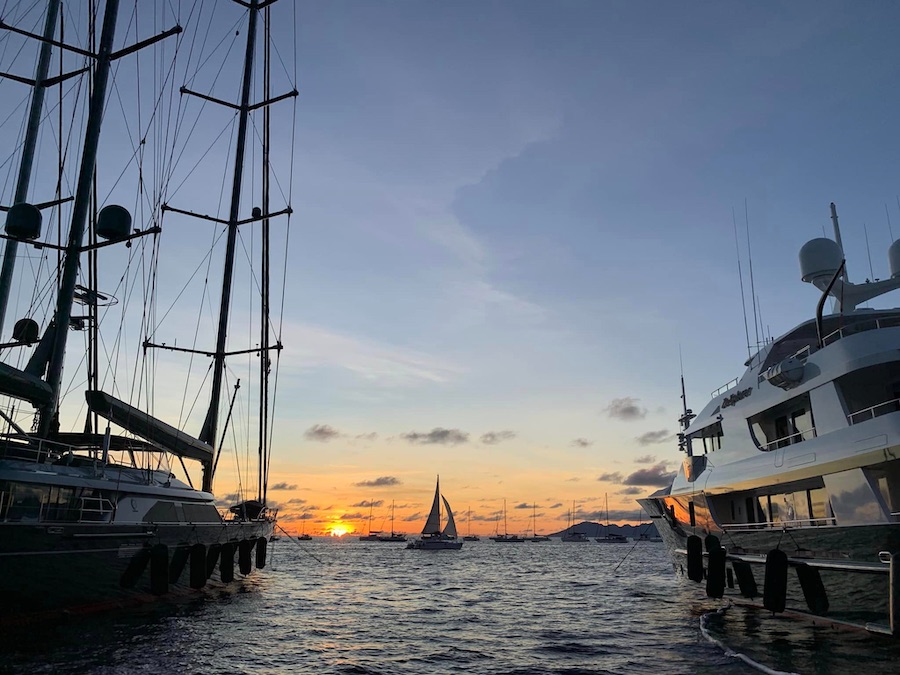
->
[823, 469, 889, 525]
[6, 483, 48, 521]
[867, 460, 900, 521]
[838, 362, 900, 424]
[688, 501, 696, 527]
[808, 488, 829, 524]
[748, 392, 815, 451]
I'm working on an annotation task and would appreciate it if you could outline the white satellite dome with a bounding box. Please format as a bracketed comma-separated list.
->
[799, 238, 842, 283]
[888, 239, 900, 278]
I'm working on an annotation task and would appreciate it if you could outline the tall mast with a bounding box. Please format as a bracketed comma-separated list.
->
[0, 0, 61, 337]
[40, 0, 121, 436]
[258, 3, 272, 504]
[200, 1, 261, 461]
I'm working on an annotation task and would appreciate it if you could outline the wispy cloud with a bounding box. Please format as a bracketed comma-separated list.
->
[634, 454, 657, 464]
[571, 438, 592, 448]
[354, 476, 402, 487]
[597, 472, 623, 483]
[270, 482, 297, 490]
[288, 323, 463, 386]
[351, 500, 384, 508]
[305, 424, 341, 442]
[481, 430, 516, 445]
[635, 430, 671, 446]
[605, 397, 647, 421]
[617, 487, 644, 495]
[624, 463, 676, 487]
[513, 502, 532, 509]
[402, 428, 469, 445]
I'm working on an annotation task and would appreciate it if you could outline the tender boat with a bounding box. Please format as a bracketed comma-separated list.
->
[640, 203, 900, 634]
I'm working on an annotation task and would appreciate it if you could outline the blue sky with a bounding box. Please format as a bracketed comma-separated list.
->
[4, 1, 900, 533]
[259, 0, 900, 532]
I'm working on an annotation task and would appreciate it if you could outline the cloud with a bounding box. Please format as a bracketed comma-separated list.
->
[287, 498, 307, 504]
[270, 482, 297, 490]
[290, 322, 462, 386]
[548, 502, 563, 509]
[617, 487, 644, 495]
[634, 454, 657, 464]
[624, 463, 677, 487]
[605, 397, 647, 421]
[356, 432, 378, 441]
[597, 472, 623, 483]
[571, 438, 592, 448]
[305, 424, 341, 442]
[403, 512, 423, 522]
[401, 428, 469, 445]
[635, 430, 671, 446]
[340, 512, 365, 520]
[215, 492, 240, 505]
[513, 502, 532, 509]
[353, 476, 402, 487]
[480, 430, 516, 445]
[351, 499, 384, 508]
[565, 477, 581, 482]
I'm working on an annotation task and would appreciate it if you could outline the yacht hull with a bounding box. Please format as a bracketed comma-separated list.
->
[640, 499, 898, 629]
[0, 519, 274, 621]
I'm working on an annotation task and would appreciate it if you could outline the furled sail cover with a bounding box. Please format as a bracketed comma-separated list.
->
[85, 390, 213, 463]
[422, 477, 442, 534]
[0, 362, 52, 405]
[441, 496, 457, 538]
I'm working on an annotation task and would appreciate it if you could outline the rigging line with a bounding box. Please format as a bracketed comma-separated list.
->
[744, 199, 760, 349]
[732, 207, 751, 362]
[886, 203, 895, 241]
[276, 524, 324, 564]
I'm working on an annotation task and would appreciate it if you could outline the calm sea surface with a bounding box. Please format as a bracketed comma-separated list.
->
[3, 538, 900, 674]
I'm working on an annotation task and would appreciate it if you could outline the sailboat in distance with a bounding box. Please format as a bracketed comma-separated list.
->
[407, 476, 463, 550]
[463, 506, 480, 541]
[377, 500, 407, 542]
[529, 503, 551, 542]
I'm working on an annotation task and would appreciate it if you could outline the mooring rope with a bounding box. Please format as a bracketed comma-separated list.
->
[276, 524, 324, 564]
[699, 604, 799, 675]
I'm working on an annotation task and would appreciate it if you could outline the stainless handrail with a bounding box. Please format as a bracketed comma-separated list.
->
[847, 397, 900, 425]
[760, 427, 815, 452]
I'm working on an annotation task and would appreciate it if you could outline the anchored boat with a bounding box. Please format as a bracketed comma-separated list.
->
[640, 203, 900, 634]
[407, 476, 462, 550]
[0, 0, 295, 618]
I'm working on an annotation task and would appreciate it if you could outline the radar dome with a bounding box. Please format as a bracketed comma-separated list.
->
[889, 239, 900, 278]
[799, 238, 842, 283]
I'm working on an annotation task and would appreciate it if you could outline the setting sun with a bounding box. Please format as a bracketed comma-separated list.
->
[327, 525, 352, 537]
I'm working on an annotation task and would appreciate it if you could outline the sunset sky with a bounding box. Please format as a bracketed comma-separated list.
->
[4, 1, 900, 538]
[232, 0, 900, 536]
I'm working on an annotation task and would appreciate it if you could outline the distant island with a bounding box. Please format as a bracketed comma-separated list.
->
[548, 521, 659, 539]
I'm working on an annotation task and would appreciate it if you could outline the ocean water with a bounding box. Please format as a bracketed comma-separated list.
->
[3, 538, 900, 674]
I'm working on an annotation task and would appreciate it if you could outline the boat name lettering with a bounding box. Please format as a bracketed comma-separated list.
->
[721, 387, 752, 408]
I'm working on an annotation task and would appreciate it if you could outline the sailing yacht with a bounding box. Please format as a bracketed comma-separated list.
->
[407, 476, 463, 550]
[561, 502, 589, 542]
[490, 498, 525, 542]
[528, 503, 550, 542]
[463, 506, 480, 541]
[377, 500, 406, 542]
[640, 203, 900, 633]
[358, 501, 383, 541]
[0, 1, 294, 618]
[596, 494, 628, 543]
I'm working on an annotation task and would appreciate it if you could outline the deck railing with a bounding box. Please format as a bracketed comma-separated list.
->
[711, 377, 740, 399]
[723, 516, 836, 532]
[847, 397, 900, 425]
[759, 427, 816, 452]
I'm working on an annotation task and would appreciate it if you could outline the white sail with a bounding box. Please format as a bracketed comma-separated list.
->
[422, 476, 442, 534]
[441, 496, 458, 538]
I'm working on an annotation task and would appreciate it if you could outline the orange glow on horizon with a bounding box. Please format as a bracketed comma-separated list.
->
[327, 524, 352, 537]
